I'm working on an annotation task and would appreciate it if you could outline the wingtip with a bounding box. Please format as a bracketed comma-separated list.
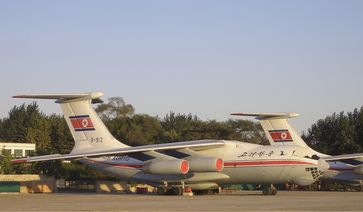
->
[230, 113, 244, 116]
[13, 95, 26, 98]
[11, 159, 27, 164]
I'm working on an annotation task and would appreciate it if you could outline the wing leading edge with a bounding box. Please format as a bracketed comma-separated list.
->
[321, 153, 363, 162]
[12, 140, 225, 163]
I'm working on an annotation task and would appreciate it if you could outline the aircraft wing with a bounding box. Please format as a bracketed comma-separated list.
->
[321, 153, 363, 162]
[12, 140, 225, 163]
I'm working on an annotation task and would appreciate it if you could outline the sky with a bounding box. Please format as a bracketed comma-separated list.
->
[0, 0, 362, 133]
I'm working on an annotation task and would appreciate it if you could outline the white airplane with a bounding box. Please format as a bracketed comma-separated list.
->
[12, 92, 332, 195]
[231, 113, 363, 188]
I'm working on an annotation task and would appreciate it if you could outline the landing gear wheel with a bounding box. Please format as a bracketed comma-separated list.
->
[171, 186, 183, 196]
[157, 187, 167, 195]
[211, 188, 220, 195]
[262, 185, 277, 195]
[271, 187, 277, 195]
[194, 190, 209, 195]
[262, 187, 270, 195]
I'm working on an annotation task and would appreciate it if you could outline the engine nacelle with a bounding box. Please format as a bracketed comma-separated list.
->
[143, 159, 189, 175]
[354, 165, 363, 175]
[188, 157, 224, 172]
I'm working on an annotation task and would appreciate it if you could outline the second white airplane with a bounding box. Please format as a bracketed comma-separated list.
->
[13, 92, 331, 195]
[231, 113, 363, 188]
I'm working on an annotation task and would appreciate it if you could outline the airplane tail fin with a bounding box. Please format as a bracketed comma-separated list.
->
[13, 92, 128, 154]
[231, 112, 312, 149]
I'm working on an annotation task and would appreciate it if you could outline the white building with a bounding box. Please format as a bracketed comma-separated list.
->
[0, 142, 35, 158]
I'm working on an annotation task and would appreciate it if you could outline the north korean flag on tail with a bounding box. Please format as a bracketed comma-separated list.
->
[69, 115, 95, 131]
[268, 130, 293, 142]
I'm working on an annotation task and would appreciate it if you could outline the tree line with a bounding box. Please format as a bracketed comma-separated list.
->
[302, 108, 363, 155]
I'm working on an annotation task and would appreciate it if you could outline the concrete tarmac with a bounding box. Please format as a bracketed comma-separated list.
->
[0, 191, 362, 211]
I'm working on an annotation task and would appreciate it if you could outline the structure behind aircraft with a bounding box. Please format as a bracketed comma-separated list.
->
[12, 92, 333, 195]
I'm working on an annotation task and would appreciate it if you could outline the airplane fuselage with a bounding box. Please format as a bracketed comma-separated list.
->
[80, 140, 325, 190]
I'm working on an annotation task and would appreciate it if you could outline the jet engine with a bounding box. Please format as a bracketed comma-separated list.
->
[354, 165, 363, 175]
[188, 157, 224, 172]
[143, 159, 189, 175]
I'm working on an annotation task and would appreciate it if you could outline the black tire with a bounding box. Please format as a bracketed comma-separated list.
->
[172, 187, 183, 196]
[157, 187, 167, 195]
[262, 187, 270, 195]
[194, 190, 209, 195]
[262, 187, 277, 195]
[271, 188, 277, 195]
[211, 188, 220, 194]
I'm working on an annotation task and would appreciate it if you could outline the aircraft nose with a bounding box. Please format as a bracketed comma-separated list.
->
[317, 159, 329, 172]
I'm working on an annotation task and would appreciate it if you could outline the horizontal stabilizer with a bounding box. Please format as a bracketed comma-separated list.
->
[13, 92, 104, 104]
[230, 112, 299, 120]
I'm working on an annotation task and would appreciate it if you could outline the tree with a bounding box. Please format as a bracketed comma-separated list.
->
[351, 107, 363, 149]
[106, 114, 162, 146]
[0, 102, 76, 176]
[0, 103, 51, 150]
[47, 114, 74, 154]
[159, 112, 266, 144]
[223, 119, 267, 144]
[303, 108, 363, 155]
[95, 97, 134, 121]
[159, 112, 204, 142]
[0, 148, 13, 174]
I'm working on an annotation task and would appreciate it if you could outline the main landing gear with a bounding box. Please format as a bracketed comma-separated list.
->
[157, 186, 183, 196]
[193, 188, 220, 195]
[261, 184, 278, 195]
[156, 186, 220, 196]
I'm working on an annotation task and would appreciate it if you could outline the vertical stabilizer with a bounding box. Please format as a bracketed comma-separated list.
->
[231, 113, 311, 149]
[13, 92, 128, 154]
